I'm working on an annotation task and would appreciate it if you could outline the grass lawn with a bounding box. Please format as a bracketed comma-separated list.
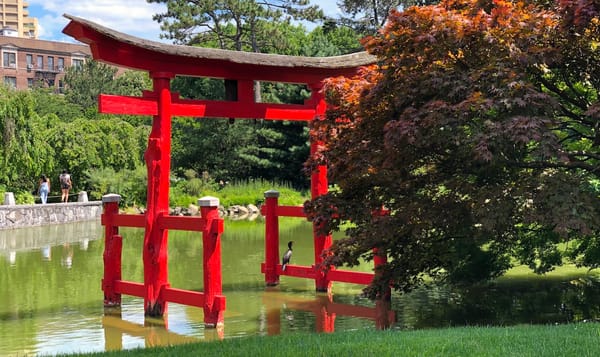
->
[64, 322, 600, 357]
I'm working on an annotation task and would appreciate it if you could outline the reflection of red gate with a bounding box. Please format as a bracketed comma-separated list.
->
[263, 293, 395, 334]
[63, 15, 376, 328]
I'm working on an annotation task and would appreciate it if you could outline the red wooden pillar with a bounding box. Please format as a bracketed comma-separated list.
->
[143, 72, 175, 316]
[373, 248, 390, 300]
[373, 247, 392, 330]
[308, 83, 332, 292]
[102, 193, 122, 307]
[199, 196, 224, 328]
[264, 190, 280, 285]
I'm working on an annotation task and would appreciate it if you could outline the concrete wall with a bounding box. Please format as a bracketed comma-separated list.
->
[0, 201, 103, 230]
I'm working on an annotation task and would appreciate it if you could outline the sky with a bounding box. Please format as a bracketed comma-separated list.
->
[26, 0, 342, 43]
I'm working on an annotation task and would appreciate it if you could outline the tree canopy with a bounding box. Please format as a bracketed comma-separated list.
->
[337, 0, 440, 35]
[147, 0, 324, 50]
[306, 0, 600, 298]
[148, 1, 362, 190]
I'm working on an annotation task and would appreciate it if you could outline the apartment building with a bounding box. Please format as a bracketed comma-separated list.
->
[0, 0, 38, 38]
[0, 35, 90, 91]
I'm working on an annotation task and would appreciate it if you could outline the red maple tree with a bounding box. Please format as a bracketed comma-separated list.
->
[306, 0, 600, 297]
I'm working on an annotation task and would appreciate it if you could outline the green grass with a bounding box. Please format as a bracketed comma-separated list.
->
[63, 323, 600, 356]
[503, 263, 599, 281]
[171, 178, 309, 207]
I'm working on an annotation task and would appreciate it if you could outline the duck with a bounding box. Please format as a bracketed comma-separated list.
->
[282, 241, 293, 271]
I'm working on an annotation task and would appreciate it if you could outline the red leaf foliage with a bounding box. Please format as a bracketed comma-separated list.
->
[305, 0, 600, 298]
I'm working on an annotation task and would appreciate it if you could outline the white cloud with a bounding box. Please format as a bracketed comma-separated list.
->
[28, 0, 341, 43]
[28, 0, 166, 42]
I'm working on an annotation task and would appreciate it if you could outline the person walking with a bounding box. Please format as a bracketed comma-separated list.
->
[38, 175, 50, 204]
[59, 170, 72, 203]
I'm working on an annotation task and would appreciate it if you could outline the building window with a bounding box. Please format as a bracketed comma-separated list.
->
[48, 56, 54, 71]
[58, 57, 64, 71]
[72, 58, 84, 69]
[27, 78, 34, 88]
[26, 54, 33, 67]
[3, 51, 16, 68]
[4, 76, 16, 88]
[37, 55, 43, 69]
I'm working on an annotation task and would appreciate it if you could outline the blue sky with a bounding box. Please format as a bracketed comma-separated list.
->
[26, 0, 342, 43]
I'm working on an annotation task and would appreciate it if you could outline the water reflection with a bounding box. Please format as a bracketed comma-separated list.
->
[0, 219, 99, 267]
[261, 290, 394, 334]
[2, 219, 600, 355]
[102, 309, 200, 351]
[391, 276, 600, 330]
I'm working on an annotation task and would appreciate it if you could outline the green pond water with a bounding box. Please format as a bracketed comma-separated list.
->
[1, 218, 600, 355]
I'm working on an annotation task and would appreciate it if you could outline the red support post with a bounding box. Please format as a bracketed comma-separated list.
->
[102, 194, 122, 306]
[373, 248, 390, 301]
[308, 83, 332, 292]
[199, 196, 225, 328]
[373, 247, 392, 330]
[143, 72, 175, 317]
[264, 190, 280, 286]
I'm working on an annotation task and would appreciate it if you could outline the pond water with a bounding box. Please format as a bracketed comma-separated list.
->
[1, 219, 600, 355]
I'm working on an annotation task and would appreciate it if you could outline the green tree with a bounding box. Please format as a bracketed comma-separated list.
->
[63, 60, 118, 114]
[113, 70, 152, 97]
[302, 21, 362, 56]
[0, 86, 55, 192]
[148, 0, 324, 50]
[148, 1, 372, 189]
[30, 88, 84, 122]
[306, 0, 600, 298]
[337, 0, 440, 34]
[47, 118, 144, 192]
[64, 60, 151, 118]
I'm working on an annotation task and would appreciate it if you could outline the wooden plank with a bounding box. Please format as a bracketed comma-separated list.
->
[277, 264, 316, 279]
[171, 100, 315, 121]
[161, 287, 205, 308]
[99, 94, 316, 121]
[158, 215, 206, 232]
[114, 280, 145, 297]
[277, 205, 306, 218]
[327, 270, 374, 285]
[161, 287, 227, 311]
[112, 214, 145, 228]
[99, 94, 157, 115]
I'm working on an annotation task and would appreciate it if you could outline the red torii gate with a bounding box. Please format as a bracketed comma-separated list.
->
[62, 15, 376, 323]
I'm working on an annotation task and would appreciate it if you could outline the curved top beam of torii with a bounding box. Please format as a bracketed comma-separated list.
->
[62, 14, 376, 85]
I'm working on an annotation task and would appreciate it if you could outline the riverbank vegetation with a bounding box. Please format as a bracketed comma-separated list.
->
[66, 322, 600, 356]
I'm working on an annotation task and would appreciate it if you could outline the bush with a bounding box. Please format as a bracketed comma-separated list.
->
[86, 166, 147, 207]
[0, 186, 35, 204]
[87, 168, 309, 209]
[170, 178, 308, 207]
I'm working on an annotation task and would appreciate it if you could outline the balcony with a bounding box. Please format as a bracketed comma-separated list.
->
[33, 65, 65, 74]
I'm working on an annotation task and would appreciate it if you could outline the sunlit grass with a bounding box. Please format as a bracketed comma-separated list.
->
[212, 179, 308, 207]
[503, 263, 599, 280]
[171, 179, 309, 208]
[64, 323, 600, 356]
